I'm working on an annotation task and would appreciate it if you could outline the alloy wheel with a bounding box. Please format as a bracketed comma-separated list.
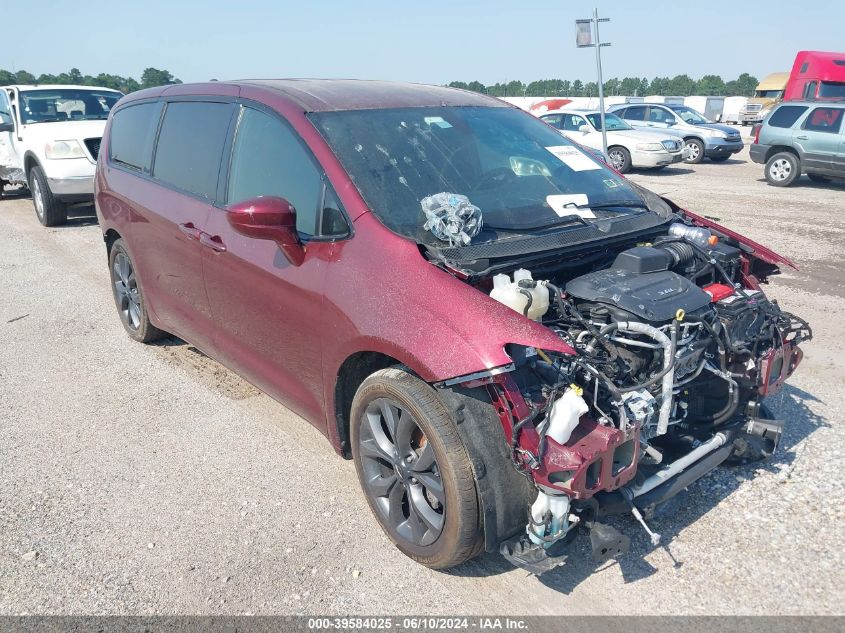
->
[112, 252, 141, 330]
[608, 150, 625, 170]
[358, 398, 445, 547]
[32, 177, 45, 220]
[769, 158, 791, 182]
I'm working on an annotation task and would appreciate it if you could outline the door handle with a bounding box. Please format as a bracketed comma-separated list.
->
[796, 135, 809, 140]
[199, 233, 227, 253]
[178, 222, 202, 241]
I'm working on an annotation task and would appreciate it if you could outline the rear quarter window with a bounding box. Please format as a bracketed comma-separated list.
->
[109, 102, 163, 172]
[152, 101, 234, 199]
[803, 107, 844, 134]
[767, 105, 808, 128]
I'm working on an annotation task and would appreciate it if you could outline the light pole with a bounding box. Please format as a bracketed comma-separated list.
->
[576, 9, 611, 158]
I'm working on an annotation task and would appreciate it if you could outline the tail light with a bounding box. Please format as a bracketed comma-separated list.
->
[752, 124, 762, 144]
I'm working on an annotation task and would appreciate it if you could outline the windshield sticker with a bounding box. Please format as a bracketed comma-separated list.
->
[546, 194, 596, 219]
[544, 145, 602, 172]
[603, 178, 621, 189]
[424, 116, 453, 129]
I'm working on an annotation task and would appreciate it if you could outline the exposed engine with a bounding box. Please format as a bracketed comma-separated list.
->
[480, 221, 811, 574]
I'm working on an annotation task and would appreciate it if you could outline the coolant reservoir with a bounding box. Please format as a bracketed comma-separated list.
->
[489, 269, 550, 321]
[546, 387, 589, 445]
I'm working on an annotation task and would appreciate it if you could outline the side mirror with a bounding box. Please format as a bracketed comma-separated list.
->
[226, 196, 304, 266]
[0, 120, 13, 133]
[579, 124, 591, 134]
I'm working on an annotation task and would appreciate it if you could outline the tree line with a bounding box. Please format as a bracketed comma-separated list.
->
[448, 73, 760, 98]
[0, 67, 182, 93]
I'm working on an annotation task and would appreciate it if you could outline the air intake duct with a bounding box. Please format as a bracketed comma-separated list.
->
[611, 242, 695, 274]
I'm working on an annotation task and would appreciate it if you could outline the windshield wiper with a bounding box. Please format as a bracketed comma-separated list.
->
[485, 214, 589, 231]
[576, 200, 649, 212]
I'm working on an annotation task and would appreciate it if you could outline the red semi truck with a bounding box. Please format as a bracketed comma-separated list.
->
[784, 50, 845, 101]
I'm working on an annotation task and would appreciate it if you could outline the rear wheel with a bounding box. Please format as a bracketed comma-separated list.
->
[683, 138, 705, 164]
[350, 367, 481, 569]
[765, 152, 800, 187]
[108, 238, 166, 343]
[29, 165, 67, 227]
[607, 146, 632, 173]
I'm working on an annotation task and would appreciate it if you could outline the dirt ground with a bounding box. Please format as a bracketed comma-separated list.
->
[1, 139, 843, 615]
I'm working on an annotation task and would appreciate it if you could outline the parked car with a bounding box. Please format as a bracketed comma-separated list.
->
[609, 103, 744, 164]
[539, 109, 686, 173]
[740, 72, 788, 125]
[0, 85, 122, 225]
[750, 100, 845, 186]
[96, 80, 811, 574]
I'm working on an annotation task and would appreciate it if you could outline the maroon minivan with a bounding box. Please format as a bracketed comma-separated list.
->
[95, 80, 811, 573]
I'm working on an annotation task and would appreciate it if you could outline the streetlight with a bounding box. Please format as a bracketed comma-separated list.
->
[576, 8, 611, 159]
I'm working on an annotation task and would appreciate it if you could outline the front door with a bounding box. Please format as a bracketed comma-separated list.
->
[0, 89, 23, 183]
[202, 105, 350, 426]
[794, 106, 844, 173]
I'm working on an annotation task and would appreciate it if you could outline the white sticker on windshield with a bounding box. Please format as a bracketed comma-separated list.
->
[424, 116, 453, 129]
[546, 194, 596, 219]
[545, 145, 602, 172]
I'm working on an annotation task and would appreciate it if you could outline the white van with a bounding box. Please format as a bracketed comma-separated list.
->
[0, 85, 122, 225]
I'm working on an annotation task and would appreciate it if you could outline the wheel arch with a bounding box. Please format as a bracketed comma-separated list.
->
[104, 228, 122, 257]
[765, 145, 800, 163]
[23, 151, 42, 178]
[333, 350, 408, 458]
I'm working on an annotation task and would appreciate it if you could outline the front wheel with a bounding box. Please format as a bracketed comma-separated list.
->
[607, 146, 632, 173]
[29, 166, 67, 226]
[765, 152, 800, 187]
[350, 367, 482, 569]
[683, 138, 705, 164]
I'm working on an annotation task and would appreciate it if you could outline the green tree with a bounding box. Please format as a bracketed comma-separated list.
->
[603, 77, 620, 95]
[447, 81, 469, 90]
[14, 70, 36, 84]
[141, 68, 181, 89]
[584, 81, 598, 97]
[467, 81, 486, 93]
[696, 74, 726, 95]
[667, 74, 696, 96]
[571, 80, 584, 97]
[734, 72, 758, 96]
[648, 76, 670, 95]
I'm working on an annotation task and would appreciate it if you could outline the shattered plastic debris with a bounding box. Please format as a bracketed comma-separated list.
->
[420, 192, 482, 246]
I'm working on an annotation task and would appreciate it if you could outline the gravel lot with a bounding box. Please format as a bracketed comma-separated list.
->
[1, 136, 843, 615]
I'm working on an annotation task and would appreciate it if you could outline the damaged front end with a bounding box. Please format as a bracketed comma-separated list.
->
[435, 218, 812, 575]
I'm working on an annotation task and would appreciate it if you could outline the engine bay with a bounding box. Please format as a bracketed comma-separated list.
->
[443, 218, 812, 573]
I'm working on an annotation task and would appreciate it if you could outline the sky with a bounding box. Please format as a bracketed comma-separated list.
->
[3, 0, 843, 85]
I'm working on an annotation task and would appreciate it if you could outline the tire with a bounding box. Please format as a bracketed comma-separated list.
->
[607, 146, 632, 173]
[710, 155, 730, 163]
[765, 151, 800, 187]
[29, 165, 67, 227]
[350, 366, 481, 569]
[683, 138, 705, 164]
[807, 173, 831, 184]
[108, 238, 166, 343]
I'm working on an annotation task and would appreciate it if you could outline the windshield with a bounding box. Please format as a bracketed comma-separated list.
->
[755, 89, 783, 99]
[310, 106, 650, 245]
[586, 112, 631, 131]
[19, 89, 122, 124]
[670, 106, 711, 124]
[819, 81, 845, 99]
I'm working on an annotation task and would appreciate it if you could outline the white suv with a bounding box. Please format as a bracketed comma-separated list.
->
[0, 84, 122, 225]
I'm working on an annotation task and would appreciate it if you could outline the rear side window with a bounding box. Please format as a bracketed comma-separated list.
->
[227, 107, 324, 236]
[767, 105, 808, 128]
[109, 102, 163, 172]
[624, 106, 646, 121]
[541, 114, 563, 129]
[153, 101, 233, 199]
[803, 107, 844, 134]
